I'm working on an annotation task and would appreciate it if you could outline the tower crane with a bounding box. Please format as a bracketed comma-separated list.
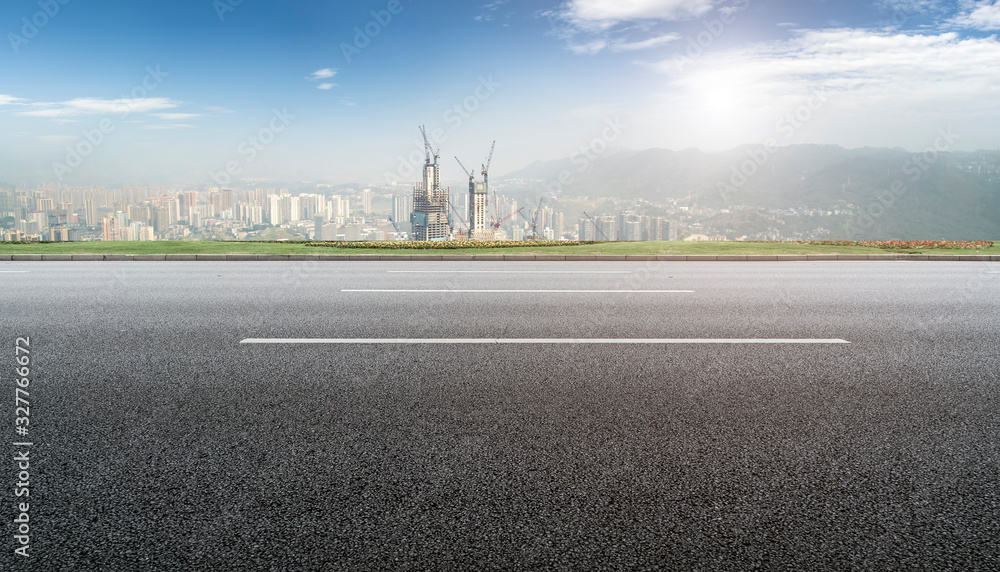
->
[419, 125, 438, 166]
[387, 216, 407, 240]
[455, 156, 475, 183]
[517, 197, 545, 240]
[481, 141, 496, 220]
[490, 206, 524, 229]
[449, 202, 469, 238]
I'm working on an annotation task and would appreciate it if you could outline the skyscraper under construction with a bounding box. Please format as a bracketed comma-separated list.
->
[410, 126, 450, 241]
[456, 141, 496, 241]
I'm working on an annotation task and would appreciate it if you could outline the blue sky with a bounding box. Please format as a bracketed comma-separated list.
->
[2, 0, 1000, 186]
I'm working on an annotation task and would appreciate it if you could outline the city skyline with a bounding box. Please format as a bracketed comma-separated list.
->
[3, 0, 1000, 187]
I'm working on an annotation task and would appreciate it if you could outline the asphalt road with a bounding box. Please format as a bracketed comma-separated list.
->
[2, 261, 999, 571]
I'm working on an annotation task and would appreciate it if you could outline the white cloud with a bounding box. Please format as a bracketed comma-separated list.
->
[35, 135, 78, 145]
[0, 95, 24, 106]
[558, 0, 715, 31]
[652, 28, 1000, 106]
[475, 0, 509, 22]
[18, 97, 180, 118]
[307, 68, 337, 80]
[141, 124, 195, 130]
[546, 1, 734, 55]
[632, 28, 1000, 151]
[568, 39, 608, 54]
[151, 113, 202, 120]
[949, 1, 1000, 30]
[611, 33, 681, 51]
[874, 0, 947, 13]
[317, 83, 336, 90]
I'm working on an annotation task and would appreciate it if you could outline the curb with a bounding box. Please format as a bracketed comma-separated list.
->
[2, 253, 997, 262]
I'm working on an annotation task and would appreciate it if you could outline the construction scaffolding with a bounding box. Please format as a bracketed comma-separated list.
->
[410, 181, 450, 240]
[410, 126, 451, 241]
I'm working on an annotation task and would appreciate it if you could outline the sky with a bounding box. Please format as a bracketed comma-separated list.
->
[2, 0, 1000, 187]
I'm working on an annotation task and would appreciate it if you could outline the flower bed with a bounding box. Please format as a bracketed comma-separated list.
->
[305, 240, 603, 250]
[796, 240, 994, 250]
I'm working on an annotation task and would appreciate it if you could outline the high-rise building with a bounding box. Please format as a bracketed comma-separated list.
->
[128, 204, 151, 226]
[553, 211, 564, 240]
[659, 218, 678, 241]
[410, 128, 450, 241]
[210, 189, 234, 215]
[392, 195, 411, 230]
[287, 196, 301, 222]
[237, 202, 264, 226]
[267, 194, 282, 224]
[328, 195, 343, 223]
[0, 190, 15, 218]
[467, 178, 490, 240]
[102, 215, 120, 241]
[154, 207, 170, 233]
[617, 211, 639, 241]
[300, 194, 325, 221]
[85, 197, 97, 227]
[579, 217, 594, 241]
[625, 220, 643, 241]
[597, 216, 615, 241]
[181, 191, 199, 218]
[361, 189, 372, 215]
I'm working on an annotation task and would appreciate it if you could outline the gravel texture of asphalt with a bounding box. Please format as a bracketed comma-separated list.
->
[2, 261, 998, 571]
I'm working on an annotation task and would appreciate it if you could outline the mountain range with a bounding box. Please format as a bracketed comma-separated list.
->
[501, 145, 1000, 240]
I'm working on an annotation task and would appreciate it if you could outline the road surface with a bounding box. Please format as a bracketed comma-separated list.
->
[2, 261, 998, 570]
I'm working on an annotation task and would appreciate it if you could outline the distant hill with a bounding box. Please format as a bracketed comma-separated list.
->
[501, 145, 1000, 239]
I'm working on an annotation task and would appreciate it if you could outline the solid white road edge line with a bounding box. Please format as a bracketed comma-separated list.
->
[341, 289, 694, 293]
[386, 271, 633, 274]
[240, 338, 850, 345]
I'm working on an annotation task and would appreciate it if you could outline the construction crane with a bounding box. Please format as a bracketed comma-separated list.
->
[449, 202, 469, 238]
[531, 197, 545, 239]
[480, 141, 495, 181]
[387, 216, 407, 241]
[516, 197, 545, 240]
[481, 141, 496, 220]
[516, 208, 534, 240]
[490, 206, 523, 229]
[455, 156, 475, 183]
[582, 211, 608, 241]
[419, 125, 438, 166]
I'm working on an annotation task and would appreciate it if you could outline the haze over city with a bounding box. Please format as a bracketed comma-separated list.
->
[3, 0, 1000, 187]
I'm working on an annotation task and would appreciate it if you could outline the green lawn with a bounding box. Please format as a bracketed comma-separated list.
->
[2, 241, 998, 255]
